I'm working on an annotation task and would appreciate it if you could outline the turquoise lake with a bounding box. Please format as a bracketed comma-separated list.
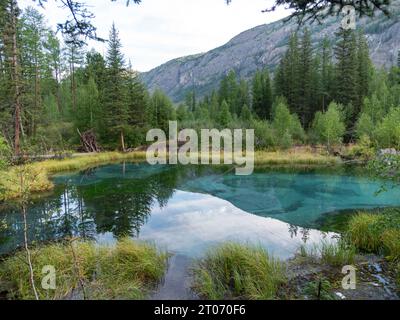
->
[0, 163, 399, 259]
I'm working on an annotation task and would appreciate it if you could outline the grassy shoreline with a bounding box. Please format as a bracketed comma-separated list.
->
[0, 150, 340, 202]
[1, 208, 399, 300]
[0, 152, 147, 201]
[0, 237, 168, 300]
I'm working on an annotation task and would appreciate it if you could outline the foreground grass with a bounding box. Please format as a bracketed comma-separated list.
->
[0, 237, 168, 300]
[346, 209, 400, 261]
[192, 242, 286, 300]
[346, 209, 400, 289]
[0, 152, 147, 201]
[298, 241, 357, 267]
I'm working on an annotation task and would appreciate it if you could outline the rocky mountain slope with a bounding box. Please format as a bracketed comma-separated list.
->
[141, 3, 400, 102]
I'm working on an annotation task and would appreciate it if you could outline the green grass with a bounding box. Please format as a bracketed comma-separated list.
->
[299, 241, 356, 267]
[254, 150, 340, 166]
[0, 237, 168, 300]
[346, 213, 384, 253]
[192, 242, 286, 300]
[345, 209, 400, 259]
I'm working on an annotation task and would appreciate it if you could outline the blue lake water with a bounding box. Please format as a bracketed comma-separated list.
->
[0, 163, 399, 259]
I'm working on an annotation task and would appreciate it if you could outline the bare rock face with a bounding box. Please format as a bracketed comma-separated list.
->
[141, 4, 400, 103]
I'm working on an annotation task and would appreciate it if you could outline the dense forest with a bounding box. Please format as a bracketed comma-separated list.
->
[1, 3, 400, 162]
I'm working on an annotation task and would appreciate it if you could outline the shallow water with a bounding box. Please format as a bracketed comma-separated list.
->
[0, 163, 399, 259]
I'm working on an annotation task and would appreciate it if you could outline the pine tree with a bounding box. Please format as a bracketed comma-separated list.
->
[218, 100, 232, 127]
[299, 28, 313, 127]
[398, 50, 400, 68]
[126, 61, 148, 130]
[334, 27, 358, 121]
[356, 30, 373, 117]
[321, 38, 334, 112]
[252, 69, 272, 120]
[218, 70, 238, 114]
[276, 33, 301, 116]
[103, 23, 128, 150]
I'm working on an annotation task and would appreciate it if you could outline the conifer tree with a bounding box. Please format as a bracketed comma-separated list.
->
[321, 38, 334, 112]
[103, 23, 128, 150]
[252, 69, 272, 120]
[299, 28, 313, 127]
[334, 28, 358, 117]
[356, 30, 373, 116]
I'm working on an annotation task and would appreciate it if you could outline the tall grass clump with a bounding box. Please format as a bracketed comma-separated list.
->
[346, 213, 383, 253]
[346, 209, 400, 259]
[298, 241, 356, 267]
[192, 242, 286, 300]
[0, 238, 168, 300]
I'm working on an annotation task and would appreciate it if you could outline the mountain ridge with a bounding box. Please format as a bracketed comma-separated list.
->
[141, 4, 400, 103]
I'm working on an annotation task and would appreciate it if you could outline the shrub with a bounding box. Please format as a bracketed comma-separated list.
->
[272, 102, 305, 148]
[374, 107, 400, 149]
[303, 277, 336, 300]
[311, 102, 345, 149]
[192, 242, 286, 300]
[356, 113, 375, 141]
[0, 135, 11, 169]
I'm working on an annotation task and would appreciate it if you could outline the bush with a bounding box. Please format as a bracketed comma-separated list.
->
[0, 135, 11, 169]
[356, 113, 375, 141]
[272, 102, 305, 148]
[311, 102, 345, 149]
[193, 242, 286, 300]
[374, 107, 400, 149]
[303, 278, 336, 300]
[349, 135, 375, 160]
[252, 120, 275, 150]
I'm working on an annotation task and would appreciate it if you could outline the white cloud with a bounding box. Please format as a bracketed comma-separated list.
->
[19, 0, 290, 72]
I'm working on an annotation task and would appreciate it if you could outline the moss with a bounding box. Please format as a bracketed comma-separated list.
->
[0, 237, 168, 300]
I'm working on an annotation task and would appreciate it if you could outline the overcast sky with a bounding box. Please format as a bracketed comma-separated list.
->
[20, 0, 290, 72]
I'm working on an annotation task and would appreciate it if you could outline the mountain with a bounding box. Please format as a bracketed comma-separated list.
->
[141, 3, 400, 103]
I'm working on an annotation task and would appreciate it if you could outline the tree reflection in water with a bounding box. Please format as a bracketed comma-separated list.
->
[0, 163, 183, 254]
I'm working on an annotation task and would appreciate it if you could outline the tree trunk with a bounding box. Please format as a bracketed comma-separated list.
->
[10, 1, 21, 156]
[120, 130, 126, 152]
[70, 47, 77, 111]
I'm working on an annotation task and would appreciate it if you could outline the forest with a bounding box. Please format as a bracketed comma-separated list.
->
[1, 4, 400, 166]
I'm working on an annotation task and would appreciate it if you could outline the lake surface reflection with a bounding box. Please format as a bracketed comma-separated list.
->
[0, 163, 399, 258]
